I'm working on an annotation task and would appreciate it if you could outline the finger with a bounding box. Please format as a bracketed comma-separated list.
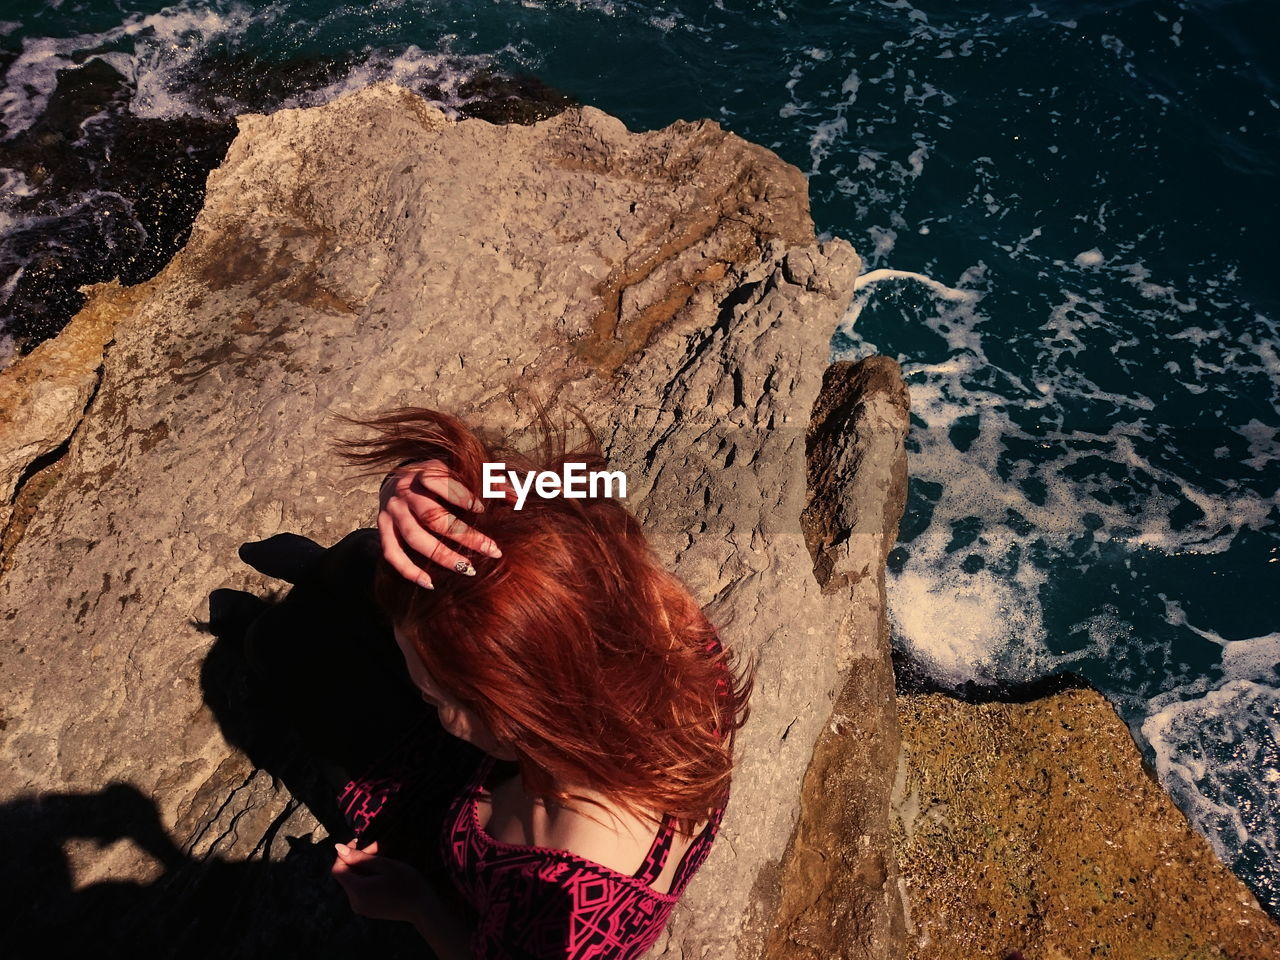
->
[397, 460, 520, 505]
[399, 488, 502, 559]
[335, 842, 381, 870]
[335, 842, 359, 861]
[377, 508, 434, 590]
[413, 466, 486, 514]
[397, 460, 517, 511]
[378, 508, 435, 589]
[380, 468, 419, 512]
[364, 840, 380, 855]
[385, 497, 478, 575]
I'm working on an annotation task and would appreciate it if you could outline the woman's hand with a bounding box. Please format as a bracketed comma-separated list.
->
[331, 840, 430, 924]
[332, 840, 474, 959]
[378, 459, 510, 589]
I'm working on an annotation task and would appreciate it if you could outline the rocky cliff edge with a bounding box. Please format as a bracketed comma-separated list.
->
[0, 84, 910, 959]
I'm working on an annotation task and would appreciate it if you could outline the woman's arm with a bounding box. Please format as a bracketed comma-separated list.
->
[332, 841, 473, 959]
[406, 882, 474, 960]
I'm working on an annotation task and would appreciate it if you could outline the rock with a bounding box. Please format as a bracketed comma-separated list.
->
[0, 83, 905, 958]
[760, 357, 911, 960]
[0, 281, 140, 542]
[891, 689, 1280, 960]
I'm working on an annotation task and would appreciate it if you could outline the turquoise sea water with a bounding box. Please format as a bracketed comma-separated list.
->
[2, 0, 1277, 917]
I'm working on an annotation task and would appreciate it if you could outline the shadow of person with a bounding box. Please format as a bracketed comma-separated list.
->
[208, 529, 485, 873]
[3, 528, 482, 959]
[0, 779, 426, 960]
[201, 528, 429, 843]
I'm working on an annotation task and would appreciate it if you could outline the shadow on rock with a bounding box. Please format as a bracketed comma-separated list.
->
[202, 529, 429, 842]
[2, 528, 471, 959]
[892, 648, 1094, 704]
[0, 781, 428, 959]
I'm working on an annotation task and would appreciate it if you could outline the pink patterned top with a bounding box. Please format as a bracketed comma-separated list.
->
[441, 755, 725, 960]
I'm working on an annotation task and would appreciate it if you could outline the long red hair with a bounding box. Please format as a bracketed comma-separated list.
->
[330, 405, 753, 833]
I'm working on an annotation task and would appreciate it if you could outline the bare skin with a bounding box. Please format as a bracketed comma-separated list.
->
[476, 763, 697, 898]
[392, 624, 699, 897]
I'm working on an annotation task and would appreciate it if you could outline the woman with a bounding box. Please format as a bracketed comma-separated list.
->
[325, 406, 753, 960]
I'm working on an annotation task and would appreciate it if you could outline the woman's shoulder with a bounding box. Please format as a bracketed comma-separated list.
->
[476, 771, 705, 896]
[550, 796, 697, 885]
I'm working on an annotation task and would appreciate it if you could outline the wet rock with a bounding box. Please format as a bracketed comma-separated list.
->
[0, 56, 574, 361]
[892, 689, 1280, 960]
[0, 281, 143, 544]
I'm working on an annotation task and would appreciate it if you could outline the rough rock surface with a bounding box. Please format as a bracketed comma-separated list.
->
[760, 357, 911, 960]
[892, 690, 1280, 960]
[0, 283, 141, 540]
[0, 84, 907, 958]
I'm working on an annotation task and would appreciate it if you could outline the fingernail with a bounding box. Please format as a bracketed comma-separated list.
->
[335, 843, 350, 856]
[486, 543, 502, 558]
[416, 574, 434, 590]
[453, 561, 476, 576]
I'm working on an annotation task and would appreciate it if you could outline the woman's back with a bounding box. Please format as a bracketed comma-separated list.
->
[444, 756, 725, 960]
[476, 766, 703, 896]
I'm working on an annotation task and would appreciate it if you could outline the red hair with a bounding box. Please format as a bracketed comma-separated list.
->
[330, 405, 753, 833]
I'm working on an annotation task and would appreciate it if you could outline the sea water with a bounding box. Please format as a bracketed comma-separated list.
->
[2, 0, 1276, 917]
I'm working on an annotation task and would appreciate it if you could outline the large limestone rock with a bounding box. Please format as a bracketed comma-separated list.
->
[0, 84, 907, 957]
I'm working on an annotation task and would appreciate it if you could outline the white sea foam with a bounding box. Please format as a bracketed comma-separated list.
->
[0, 3, 274, 136]
[0, 167, 36, 214]
[841, 69, 861, 100]
[865, 226, 898, 262]
[880, 0, 930, 26]
[848, 267, 978, 301]
[852, 256, 1280, 898]
[1233, 419, 1279, 471]
[0, 329, 16, 374]
[766, 0, 1280, 912]
[519, 0, 619, 13]
[1, 33, 102, 139]
[1121, 261, 1198, 312]
[1142, 679, 1279, 902]
[0, 0, 534, 344]
[276, 42, 516, 120]
[836, 256, 1280, 680]
[0, 1, 517, 139]
[807, 115, 848, 175]
[904, 144, 928, 178]
[1150, 600, 1280, 698]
